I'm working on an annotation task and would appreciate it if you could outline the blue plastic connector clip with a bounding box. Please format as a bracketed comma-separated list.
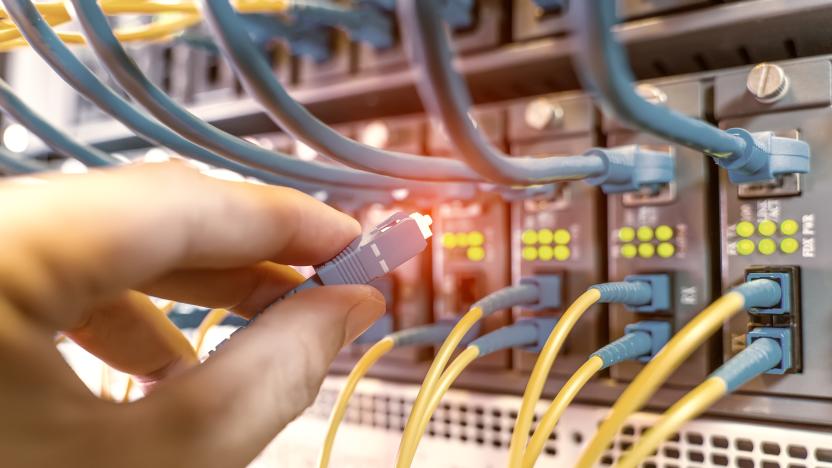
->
[583, 145, 675, 194]
[520, 317, 560, 353]
[747, 328, 793, 375]
[733, 278, 782, 310]
[355, 314, 394, 344]
[440, 0, 475, 29]
[623, 321, 671, 363]
[745, 272, 792, 315]
[715, 129, 810, 184]
[519, 275, 562, 312]
[533, 0, 565, 10]
[623, 274, 671, 313]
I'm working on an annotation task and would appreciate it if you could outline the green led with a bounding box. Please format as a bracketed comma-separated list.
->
[655, 225, 674, 242]
[637, 226, 654, 242]
[521, 229, 538, 245]
[780, 219, 800, 236]
[538, 245, 554, 261]
[522, 246, 538, 261]
[638, 243, 655, 258]
[553, 245, 571, 261]
[780, 237, 799, 255]
[736, 221, 755, 238]
[620, 244, 637, 258]
[467, 231, 485, 246]
[537, 228, 553, 244]
[758, 219, 777, 237]
[618, 226, 635, 243]
[737, 239, 755, 256]
[553, 229, 571, 245]
[441, 233, 457, 249]
[466, 246, 485, 262]
[758, 238, 776, 256]
[657, 242, 676, 258]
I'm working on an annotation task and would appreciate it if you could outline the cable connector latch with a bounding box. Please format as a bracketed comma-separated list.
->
[583, 145, 675, 194]
[716, 128, 810, 184]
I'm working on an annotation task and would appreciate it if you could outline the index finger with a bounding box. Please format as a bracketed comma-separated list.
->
[0, 162, 360, 330]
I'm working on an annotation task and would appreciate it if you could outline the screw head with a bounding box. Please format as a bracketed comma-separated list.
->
[746, 63, 789, 103]
[524, 97, 564, 130]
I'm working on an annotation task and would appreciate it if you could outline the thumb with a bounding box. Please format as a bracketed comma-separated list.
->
[134, 285, 385, 468]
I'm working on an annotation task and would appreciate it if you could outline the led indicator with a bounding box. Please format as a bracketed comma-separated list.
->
[467, 246, 485, 262]
[780, 219, 799, 236]
[637, 226, 654, 242]
[553, 245, 571, 261]
[657, 242, 675, 258]
[537, 228, 553, 244]
[638, 243, 655, 258]
[618, 226, 635, 243]
[522, 246, 538, 261]
[455, 232, 469, 247]
[538, 245, 554, 261]
[780, 237, 799, 254]
[758, 238, 776, 256]
[655, 225, 674, 241]
[736, 221, 755, 238]
[467, 231, 485, 246]
[737, 239, 755, 256]
[758, 219, 777, 237]
[522, 229, 538, 245]
[553, 229, 571, 245]
[620, 244, 637, 258]
[441, 233, 456, 249]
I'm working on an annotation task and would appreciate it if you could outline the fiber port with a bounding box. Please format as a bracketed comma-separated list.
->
[743, 266, 802, 373]
[624, 320, 671, 363]
[624, 274, 671, 313]
[737, 173, 801, 199]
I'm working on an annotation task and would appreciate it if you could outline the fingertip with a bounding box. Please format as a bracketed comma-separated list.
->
[342, 285, 387, 345]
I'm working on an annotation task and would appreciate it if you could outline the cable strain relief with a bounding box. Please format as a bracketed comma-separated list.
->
[390, 323, 455, 348]
[591, 281, 652, 306]
[711, 337, 782, 392]
[733, 278, 782, 309]
[591, 331, 653, 369]
[470, 323, 538, 357]
[472, 283, 540, 317]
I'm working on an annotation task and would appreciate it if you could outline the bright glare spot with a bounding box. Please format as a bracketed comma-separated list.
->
[312, 190, 329, 202]
[3, 124, 29, 153]
[360, 121, 389, 148]
[391, 188, 409, 201]
[143, 148, 170, 163]
[203, 168, 245, 182]
[295, 141, 318, 161]
[111, 152, 130, 163]
[60, 159, 88, 174]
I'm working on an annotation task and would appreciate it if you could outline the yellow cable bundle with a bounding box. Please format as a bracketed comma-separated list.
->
[576, 291, 745, 467]
[193, 308, 230, 355]
[616, 377, 726, 468]
[522, 355, 604, 468]
[318, 337, 395, 468]
[507, 289, 601, 468]
[395, 306, 483, 467]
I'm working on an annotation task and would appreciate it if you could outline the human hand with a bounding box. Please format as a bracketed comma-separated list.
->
[0, 162, 385, 468]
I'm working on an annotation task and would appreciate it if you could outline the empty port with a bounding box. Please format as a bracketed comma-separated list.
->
[737, 173, 801, 199]
[744, 265, 802, 373]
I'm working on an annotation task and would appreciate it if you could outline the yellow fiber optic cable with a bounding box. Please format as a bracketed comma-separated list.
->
[192, 308, 230, 354]
[507, 289, 601, 468]
[318, 337, 395, 468]
[575, 292, 745, 467]
[396, 306, 483, 468]
[121, 376, 134, 403]
[522, 355, 604, 468]
[616, 377, 725, 468]
[99, 364, 113, 400]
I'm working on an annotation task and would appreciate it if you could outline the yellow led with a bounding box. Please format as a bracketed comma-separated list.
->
[637, 226, 654, 242]
[638, 243, 655, 258]
[758, 219, 777, 237]
[467, 231, 485, 246]
[655, 225, 674, 242]
[620, 244, 637, 258]
[736, 221, 755, 238]
[521, 229, 538, 245]
[780, 219, 800, 236]
[466, 246, 486, 262]
[553, 245, 571, 261]
[780, 237, 799, 255]
[736, 239, 755, 256]
[758, 238, 776, 256]
[538, 245, 554, 261]
[441, 232, 457, 249]
[657, 242, 675, 258]
[455, 232, 469, 247]
[521, 246, 538, 261]
[537, 228, 553, 244]
[618, 226, 635, 243]
[553, 229, 571, 245]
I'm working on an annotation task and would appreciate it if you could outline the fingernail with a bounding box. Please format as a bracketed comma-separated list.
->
[343, 288, 386, 345]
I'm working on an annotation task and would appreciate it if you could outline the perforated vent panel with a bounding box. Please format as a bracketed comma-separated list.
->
[261, 377, 832, 467]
